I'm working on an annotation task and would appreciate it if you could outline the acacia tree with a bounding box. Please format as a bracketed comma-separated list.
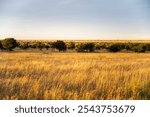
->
[53, 40, 67, 51]
[1, 38, 18, 51]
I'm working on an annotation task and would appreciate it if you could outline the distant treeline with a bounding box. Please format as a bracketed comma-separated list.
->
[1, 38, 150, 53]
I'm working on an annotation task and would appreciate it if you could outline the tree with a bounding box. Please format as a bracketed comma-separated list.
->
[49, 42, 55, 49]
[1, 38, 18, 51]
[132, 44, 146, 53]
[76, 43, 85, 52]
[19, 42, 30, 50]
[36, 42, 45, 50]
[53, 41, 67, 51]
[84, 43, 95, 52]
[108, 43, 123, 52]
[145, 44, 150, 51]
[125, 43, 132, 51]
[0, 41, 3, 50]
[95, 44, 106, 50]
[45, 44, 50, 50]
[30, 43, 37, 49]
[67, 42, 75, 50]
[76, 43, 95, 52]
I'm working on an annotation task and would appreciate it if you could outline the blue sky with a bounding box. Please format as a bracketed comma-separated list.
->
[0, 0, 150, 39]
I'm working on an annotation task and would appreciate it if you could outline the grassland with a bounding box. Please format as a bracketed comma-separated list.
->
[0, 52, 150, 100]
[18, 40, 150, 43]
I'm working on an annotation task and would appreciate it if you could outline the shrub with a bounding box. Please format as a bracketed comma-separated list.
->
[125, 43, 133, 51]
[52, 41, 67, 51]
[76, 43, 85, 52]
[76, 43, 95, 52]
[145, 44, 150, 51]
[0, 41, 3, 50]
[95, 44, 106, 50]
[132, 44, 146, 53]
[19, 42, 30, 50]
[108, 43, 123, 52]
[84, 43, 95, 52]
[45, 44, 50, 50]
[36, 42, 45, 50]
[1, 38, 18, 51]
[67, 42, 75, 50]
[48, 42, 55, 49]
[30, 43, 37, 49]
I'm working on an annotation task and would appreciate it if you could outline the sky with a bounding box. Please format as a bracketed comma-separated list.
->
[0, 0, 150, 40]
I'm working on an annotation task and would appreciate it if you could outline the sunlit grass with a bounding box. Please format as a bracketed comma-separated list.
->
[0, 52, 150, 100]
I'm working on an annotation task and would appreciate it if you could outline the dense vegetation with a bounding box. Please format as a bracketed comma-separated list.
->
[0, 38, 150, 53]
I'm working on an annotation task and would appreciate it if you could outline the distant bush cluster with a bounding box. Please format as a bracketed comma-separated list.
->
[107, 43, 150, 52]
[0, 38, 150, 53]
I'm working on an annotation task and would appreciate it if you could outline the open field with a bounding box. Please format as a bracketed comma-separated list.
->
[0, 52, 150, 100]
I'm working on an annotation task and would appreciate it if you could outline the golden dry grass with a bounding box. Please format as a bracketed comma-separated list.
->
[0, 52, 150, 100]
[18, 40, 150, 43]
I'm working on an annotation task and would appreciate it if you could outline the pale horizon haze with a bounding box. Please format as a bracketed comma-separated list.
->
[0, 0, 150, 40]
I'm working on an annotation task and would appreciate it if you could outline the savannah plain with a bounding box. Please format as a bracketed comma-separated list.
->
[0, 40, 150, 100]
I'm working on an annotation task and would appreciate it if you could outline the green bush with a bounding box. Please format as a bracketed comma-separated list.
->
[1, 38, 18, 51]
[125, 43, 133, 51]
[0, 41, 3, 50]
[48, 42, 55, 49]
[45, 44, 50, 50]
[30, 43, 37, 49]
[76, 43, 95, 52]
[76, 43, 85, 52]
[19, 42, 30, 50]
[36, 42, 45, 50]
[67, 42, 75, 50]
[52, 41, 67, 51]
[84, 43, 95, 52]
[108, 43, 124, 52]
[132, 44, 146, 53]
[145, 44, 150, 51]
[95, 44, 106, 50]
